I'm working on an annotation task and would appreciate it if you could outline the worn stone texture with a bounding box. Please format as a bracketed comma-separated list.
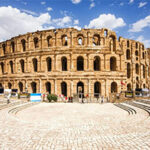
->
[0, 28, 149, 97]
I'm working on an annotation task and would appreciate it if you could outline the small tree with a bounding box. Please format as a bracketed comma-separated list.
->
[47, 94, 58, 102]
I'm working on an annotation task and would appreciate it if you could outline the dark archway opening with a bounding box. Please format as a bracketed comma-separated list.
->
[61, 82, 67, 96]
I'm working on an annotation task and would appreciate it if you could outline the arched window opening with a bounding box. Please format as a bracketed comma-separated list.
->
[11, 41, 15, 53]
[110, 57, 116, 71]
[34, 37, 39, 48]
[46, 57, 52, 72]
[47, 36, 52, 47]
[136, 77, 139, 81]
[127, 40, 129, 47]
[93, 35, 100, 46]
[77, 35, 84, 45]
[143, 65, 145, 78]
[1, 62, 4, 74]
[136, 42, 138, 49]
[61, 57, 67, 71]
[111, 82, 117, 93]
[94, 82, 101, 97]
[142, 52, 145, 59]
[77, 81, 84, 98]
[142, 45, 144, 50]
[104, 30, 107, 37]
[135, 63, 139, 74]
[126, 49, 130, 60]
[0, 83, 3, 88]
[61, 82, 67, 97]
[19, 82, 23, 92]
[21, 39, 26, 51]
[109, 36, 115, 51]
[2, 44, 6, 54]
[127, 63, 131, 78]
[143, 84, 146, 88]
[20, 59, 25, 73]
[8, 83, 12, 89]
[62, 35, 68, 46]
[136, 83, 139, 89]
[32, 58, 38, 72]
[31, 82, 37, 93]
[135, 50, 138, 56]
[127, 83, 131, 91]
[77, 56, 84, 71]
[94, 56, 100, 71]
[9, 61, 13, 74]
[45, 82, 51, 94]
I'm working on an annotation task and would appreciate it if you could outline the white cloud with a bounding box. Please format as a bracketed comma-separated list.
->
[86, 14, 126, 30]
[120, 2, 124, 6]
[90, 2, 95, 9]
[129, 0, 134, 4]
[129, 15, 150, 32]
[41, 1, 46, 5]
[73, 26, 81, 30]
[47, 7, 53, 11]
[71, 0, 82, 4]
[52, 16, 72, 27]
[0, 6, 75, 42]
[136, 36, 150, 48]
[74, 19, 79, 25]
[138, 2, 147, 8]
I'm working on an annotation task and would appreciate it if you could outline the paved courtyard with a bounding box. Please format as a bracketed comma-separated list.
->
[0, 101, 150, 150]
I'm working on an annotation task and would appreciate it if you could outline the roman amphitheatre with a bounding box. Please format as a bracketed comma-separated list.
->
[0, 28, 150, 149]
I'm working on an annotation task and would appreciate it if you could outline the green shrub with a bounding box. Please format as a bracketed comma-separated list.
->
[47, 94, 58, 102]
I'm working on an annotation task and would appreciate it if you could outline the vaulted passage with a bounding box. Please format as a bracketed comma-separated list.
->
[20, 59, 25, 73]
[61, 57, 67, 71]
[46, 57, 52, 72]
[45, 82, 51, 94]
[77, 56, 84, 71]
[110, 57, 116, 71]
[31, 82, 37, 93]
[33, 58, 38, 72]
[127, 63, 131, 78]
[94, 56, 100, 71]
[135, 64, 139, 75]
[21, 39, 26, 51]
[94, 82, 101, 97]
[77, 81, 84, 98]
[111, 82, 117, 93]
[9, 61, 14, 74]
[61, 82, 67, 96]
[19, 82, 23, 92]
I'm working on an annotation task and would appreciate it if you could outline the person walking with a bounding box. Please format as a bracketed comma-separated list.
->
[7, 93, 11, 104]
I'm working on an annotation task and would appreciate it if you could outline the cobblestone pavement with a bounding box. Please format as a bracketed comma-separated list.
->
[0, 102, 150, 150]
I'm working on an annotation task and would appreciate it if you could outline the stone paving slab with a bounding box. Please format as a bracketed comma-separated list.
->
[0, 103, 150, 149]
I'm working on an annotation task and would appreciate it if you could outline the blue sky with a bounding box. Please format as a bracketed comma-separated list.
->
[0, 0, 150, 47]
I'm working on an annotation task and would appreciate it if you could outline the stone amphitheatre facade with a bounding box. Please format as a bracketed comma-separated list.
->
[0, 28, 150, 98]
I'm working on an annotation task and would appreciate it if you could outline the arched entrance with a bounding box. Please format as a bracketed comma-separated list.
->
[77, 82, 84, 98]
[77, 56, 84, 71]
[18, 82, 23, 92]
[61, 57, 67, 71]
[94, 56, 100, 71]
[31, 82, 37, 93]
[127, 83, 131, 91]
[110, 57, 116, 71]
[61, 82, 67, 96]
[94, 82, 101, 97]
[8, 83, 12, 89]
[45, 82, 51, 94]
[111, 82, 117, 93]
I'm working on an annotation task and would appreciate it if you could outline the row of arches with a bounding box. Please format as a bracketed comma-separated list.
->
[2, 56, 117, 74]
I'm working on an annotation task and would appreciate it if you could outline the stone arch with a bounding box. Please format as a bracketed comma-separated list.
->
[111, 82, 117, 93]
[11, 41, 15, 53]
[61, 56, 67, 71]
[2, 43, 6, 54]
[109, 35, 116, 51]
[31, 82, 37, 93]
[8, 82, 12, 89]
[77, 81, 84, 98]
[61, 81, 67, 96]
[21, 39, 26, 51]
[46, 57, 52, 72]
[127, 63, 131, 78]
[135, 63, 139, 74]
[127, 40, 129, 47]
[143, 65, 145, 78]
[126, 49, 130, 60]
[45, 82, 51, 94]
[135, 50, 138, 56]
[20, 59, 25, 73]
[143, 84, 146, 88]
[34, 37, 39, 48]
[47, 36, 52, 47]
[0, 62, 4, 74]
[32, 58, 38, 72]
[94, 82, 101, 97]
[110, 57, 116, 71]
[142, 52, 145, 59]
[77, 56, 84, 71]
[77, 34, 84, 45]
[136, 42, 138, 49]
[104, 29, 108, 37]
[62, 35, 68, 46]
[127, 83, 131, 91]
[93, 34, 100, 46]
[18, 82, 23, 93]
[9, 61, 14, 74]
[94, 56, 100, 71]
